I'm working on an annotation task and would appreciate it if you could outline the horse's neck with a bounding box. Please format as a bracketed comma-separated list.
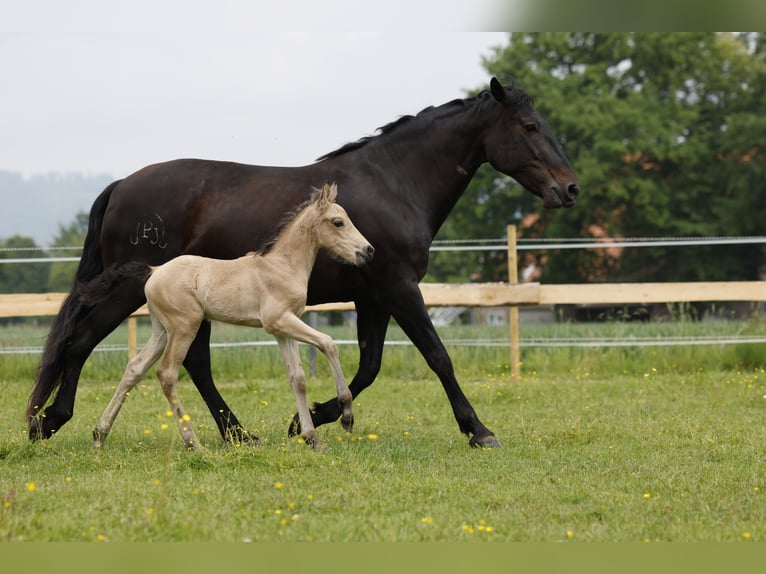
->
[357, 106, 488, 232]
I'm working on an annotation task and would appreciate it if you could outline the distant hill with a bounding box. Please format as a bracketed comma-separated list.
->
[0, 171, 114, 246]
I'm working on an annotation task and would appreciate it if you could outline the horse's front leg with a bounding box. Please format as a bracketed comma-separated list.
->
[275, 335, 320, 448]
[385, 280, 502, 449]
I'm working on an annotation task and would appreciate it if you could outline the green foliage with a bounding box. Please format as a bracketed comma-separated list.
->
[46, 211, 88, 292]
[0, 236, 48, 294]
[0, 211, 87, 295]
[430, 33, 766, 284]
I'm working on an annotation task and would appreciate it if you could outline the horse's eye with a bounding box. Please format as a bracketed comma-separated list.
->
[333, 219, 344, 228]
[524, 123, 538, 133]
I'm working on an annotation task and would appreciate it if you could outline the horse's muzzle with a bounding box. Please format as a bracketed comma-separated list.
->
[543, 182, 580, 209]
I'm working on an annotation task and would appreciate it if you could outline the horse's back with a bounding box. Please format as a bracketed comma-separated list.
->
[99, 159, 319, 266]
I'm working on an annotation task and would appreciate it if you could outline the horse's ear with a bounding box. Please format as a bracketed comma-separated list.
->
[490, 77, 506, 102]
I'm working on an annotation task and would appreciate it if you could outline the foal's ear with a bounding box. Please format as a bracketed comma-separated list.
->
[490, 77, 506, 102]
[318, 181, 337, 207]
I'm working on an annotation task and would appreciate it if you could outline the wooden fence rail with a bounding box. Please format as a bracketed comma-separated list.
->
[5, 281, 766, 319]
[2, 280, 765, 376]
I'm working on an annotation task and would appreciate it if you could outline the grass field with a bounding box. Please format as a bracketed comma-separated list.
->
[1, 318, 766, 542]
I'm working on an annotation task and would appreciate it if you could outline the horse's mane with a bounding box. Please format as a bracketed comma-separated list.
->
[316, 83, 533, 161]
[256, 191, 319, 256]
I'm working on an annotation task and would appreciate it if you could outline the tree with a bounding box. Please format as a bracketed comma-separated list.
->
[430, 33, 766, 284]
[0, 235, 49, 293]
[47, 211, 89, 292]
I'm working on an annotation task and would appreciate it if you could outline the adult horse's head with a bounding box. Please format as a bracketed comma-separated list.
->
[484, 77, 580, 209]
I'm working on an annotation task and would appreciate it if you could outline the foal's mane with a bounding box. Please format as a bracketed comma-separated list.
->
[257, 191, 319, 256]
[316, 83, 533, 161]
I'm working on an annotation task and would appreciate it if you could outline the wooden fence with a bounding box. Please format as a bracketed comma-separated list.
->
[2, 226, 765, 377]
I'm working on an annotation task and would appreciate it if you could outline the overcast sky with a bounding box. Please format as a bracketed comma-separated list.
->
[2, 5, 508, 177]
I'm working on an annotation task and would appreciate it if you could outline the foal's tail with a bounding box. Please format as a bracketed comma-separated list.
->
[27, 180, 122, 423]
[76, 261, 152, 306]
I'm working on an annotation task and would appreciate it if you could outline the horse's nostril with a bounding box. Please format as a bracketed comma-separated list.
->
[568, 183, 580, 198]
[366, 245, 375, 258]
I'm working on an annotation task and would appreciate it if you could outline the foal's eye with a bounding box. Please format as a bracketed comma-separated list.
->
[333, 219, 344, 228]
[523, 123, 538, 133]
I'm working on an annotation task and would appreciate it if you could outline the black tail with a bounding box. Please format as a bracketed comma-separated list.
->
[77, 261, 152, 306]
[27, 180, 122, 423]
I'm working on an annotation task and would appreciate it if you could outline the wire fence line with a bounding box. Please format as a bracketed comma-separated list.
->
[2, 236, 766, 263]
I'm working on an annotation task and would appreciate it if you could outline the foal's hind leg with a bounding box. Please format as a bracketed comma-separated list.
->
[93, 325, 167, 447]
[156, 330, 204, 450]
[183, 320, 257, 444]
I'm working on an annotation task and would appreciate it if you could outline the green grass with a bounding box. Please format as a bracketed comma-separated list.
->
[1, 319, 766, 541]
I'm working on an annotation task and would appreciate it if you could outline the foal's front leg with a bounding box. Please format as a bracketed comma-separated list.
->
[271, 313, 353, 433]
[275, 335, 320, 448]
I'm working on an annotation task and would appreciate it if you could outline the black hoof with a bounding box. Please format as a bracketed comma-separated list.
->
[28, 417, 53, 441]
[287, 414, 301, 438]
[469, 434, 503, 448]
[224, 426, 259, 446]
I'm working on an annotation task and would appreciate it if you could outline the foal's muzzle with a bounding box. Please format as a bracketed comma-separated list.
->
[356, 244, 375, 265]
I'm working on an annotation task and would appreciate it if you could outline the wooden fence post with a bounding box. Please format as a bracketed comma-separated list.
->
[507, 224, 521, 379]
[128, 317, 137, 359]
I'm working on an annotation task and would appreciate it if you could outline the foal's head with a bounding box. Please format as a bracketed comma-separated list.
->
[310, 182, 374, 266]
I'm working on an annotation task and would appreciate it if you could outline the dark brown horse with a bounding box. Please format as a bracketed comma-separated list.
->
[28, 77, 579, 448]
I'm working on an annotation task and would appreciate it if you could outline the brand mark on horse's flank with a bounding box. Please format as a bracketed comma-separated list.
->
[129, 213, 167, 248]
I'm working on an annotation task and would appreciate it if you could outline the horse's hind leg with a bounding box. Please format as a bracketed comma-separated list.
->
[182, 320, 257, 444]
[93, 324, 167, 447]
[29, 284, 145, 440]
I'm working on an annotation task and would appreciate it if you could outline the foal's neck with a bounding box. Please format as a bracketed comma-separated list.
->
[265, 208, 320, 276]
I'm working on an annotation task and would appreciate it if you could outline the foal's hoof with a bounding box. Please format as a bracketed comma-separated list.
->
[341, 413, 354, 433]
[92, 427, 107, 448]
[469, 434, 503, 449]
[303, 434, 322, 450]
